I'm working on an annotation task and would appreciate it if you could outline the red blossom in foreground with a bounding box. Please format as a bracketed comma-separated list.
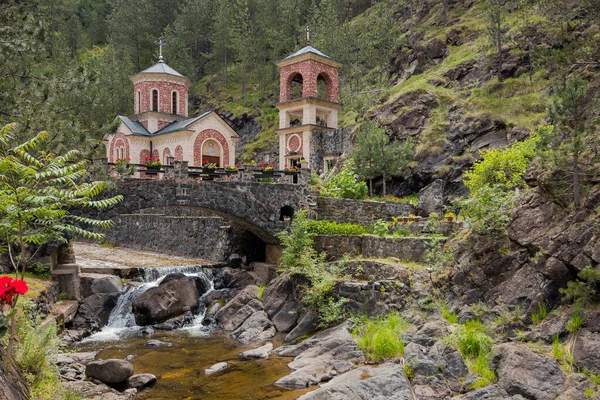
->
[0, 276, 28, 305]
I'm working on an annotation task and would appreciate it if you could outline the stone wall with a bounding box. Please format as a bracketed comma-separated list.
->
[310, 127, 354, 173]
[315, 197, 415, 226]
[312, 234, 438, 262]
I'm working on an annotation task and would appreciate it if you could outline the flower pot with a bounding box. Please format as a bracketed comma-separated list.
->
[202, 168, 218, 174]
[144, 169, 159, 175]
[446, 217, 454, 222]
[414, 218, 421, 222]
[261, 170, 275, 176]
[284, 170, 298, 175]
[409, 217, 415, 222]
[402, 218, 409, 223]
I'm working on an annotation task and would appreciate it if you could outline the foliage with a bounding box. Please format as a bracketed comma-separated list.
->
[310, 173, 322, 187]
[456, 185, 517, 235]
[258, 284, 265, 300]
[552, 336, 574, 375]
[448, 320, 495, 388]
[144, 157, 163, 169]
[0, 276, 29, 339]
[278, 211, 348, 327]
[353, 121, 414, 197]
[371, 219, 390, 236]
[560, 266, 600, 305]
[353, 312, 410, 363]
[425, 240, 454, 272]
[566, 303, 584, 334]
[530, 302, 548, 325]
[306, 220, 368, 236]
[439, 303, 458, 324]
[0, 123, 122, 278]
[319, 159, 368, 200]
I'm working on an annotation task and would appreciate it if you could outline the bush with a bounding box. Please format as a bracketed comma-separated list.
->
[306, 220, 368, 235]
[319, 159, 368, 200]
[455, 185, 517, 235]
[560, 266, 600, 305]
[371, 219, 389, 236]
[353, 312, 410, 363]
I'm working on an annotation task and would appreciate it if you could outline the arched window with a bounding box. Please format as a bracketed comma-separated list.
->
[172, 91, 178, 114]
[317, 73, 331, 101]
[152, 89, 158, 112]
[137, 90, 141, 113]
[289, 73, 303, 100]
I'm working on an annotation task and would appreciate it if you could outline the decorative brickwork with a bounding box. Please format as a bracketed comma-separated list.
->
[133, 80, 188, 117]
[285, 133, 302, 155]
[162, 147, 171, 163]
[175, 145, 184, 161]
[193, 129, 230, 167]
[109, 133, 130, 162]
[279, 60, 339, 103]
[139, 149, 151, 163]
[158, 120, 171, 130]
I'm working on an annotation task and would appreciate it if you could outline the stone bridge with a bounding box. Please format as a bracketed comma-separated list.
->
[102, 179, 313, 244]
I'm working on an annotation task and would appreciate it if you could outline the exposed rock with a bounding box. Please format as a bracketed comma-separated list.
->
[124, 374, 157, 390]
[452, 384, 514, 399]
[205, 362, 228, 375]
[54, 351, 98, 366]
[215, 285, 263, 331]
[73, 292, 119, 332]
[417, 179, 445, 216]
[296, 363, 413, 400]
[274, 322, 364, 389]
[371, 90, 437, 139]
[132, 273, 206, 325]
[240, 342, 273, 359]
[407, 319, 449, 347]
[284, 308, 319, 343]
[555, 373, 595, 400]
[428, 340, 468, 380]
[63, 380, 130, 399]
[491, 343, 565, 400]
[80, 273, 122, 298]
[231, 310, 276, 344]
[446, 28, 463, 46]
[145, 340, 172, 347]
[262, 274, 300, 333]
[573, 330, 600, 374]
[221, 267, 257, 289]
[85, 359, 134, 384]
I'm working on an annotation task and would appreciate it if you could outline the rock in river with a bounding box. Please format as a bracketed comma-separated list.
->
[132, 273, 208, 325]
[85, 359, 134, 384]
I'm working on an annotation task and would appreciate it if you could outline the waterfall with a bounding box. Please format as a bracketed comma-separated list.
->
[83, 266, 215, 342]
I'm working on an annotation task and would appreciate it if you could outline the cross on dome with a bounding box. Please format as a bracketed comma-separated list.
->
[156, 36, 167, 63]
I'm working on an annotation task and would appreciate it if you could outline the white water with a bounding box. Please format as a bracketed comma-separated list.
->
[83, 265, 215, 342]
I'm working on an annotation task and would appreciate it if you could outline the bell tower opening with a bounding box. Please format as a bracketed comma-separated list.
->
[152, 89, 159, 112]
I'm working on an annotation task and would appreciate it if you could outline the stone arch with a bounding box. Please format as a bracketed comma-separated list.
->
[109, 133, 130, 162]
[279, 205, 294, 221]
[287, 72, 304, 100]
[175, 145, 184, 161]
[163, 147, 171, 165]
[193, 129, 230, 167]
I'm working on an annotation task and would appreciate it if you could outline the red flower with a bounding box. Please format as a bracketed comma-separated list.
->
[11, 280, 28, 295]
[259, 163, 266, 168]
[0, 277, 28, 305]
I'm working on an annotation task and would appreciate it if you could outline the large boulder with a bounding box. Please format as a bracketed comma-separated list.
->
[85, 359, 134, 384]
[80, 273, 122, 298]
[262, 274, 300, 333]
[132, 273, 207, 326]
[214, 285, 263, 331]
[231, 310, 276, 344]
[73, 292, 119, 331]
[452, 384, 515, 399]
[573, 330, 600, 374]
[297, 363, 413, 400]
[491, 343, 565, 400]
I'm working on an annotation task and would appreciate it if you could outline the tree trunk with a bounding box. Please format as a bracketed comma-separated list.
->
[382, 170, 387, 197]
[369, 178, 373, 197]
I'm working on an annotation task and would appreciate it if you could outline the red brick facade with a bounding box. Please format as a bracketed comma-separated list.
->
[279, 60, 339, 103]
[158, 120, 171, 130]
[134, 80, 188, 116]
[175, 145, 184, 161]
[109, 133, 130, 162]
[193, 129, 230, 167]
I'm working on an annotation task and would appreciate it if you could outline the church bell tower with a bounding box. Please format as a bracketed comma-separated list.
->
[275, 29, 342, 169]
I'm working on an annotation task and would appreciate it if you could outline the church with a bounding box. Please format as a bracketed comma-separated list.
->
[105, 36, 349, 175]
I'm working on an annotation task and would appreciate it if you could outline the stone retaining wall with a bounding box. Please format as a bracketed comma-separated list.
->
[315, 197, 415, 226]
[312, 235, 440, 262]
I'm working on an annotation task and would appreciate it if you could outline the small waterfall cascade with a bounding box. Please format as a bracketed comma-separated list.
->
[85, 265, 215, 342]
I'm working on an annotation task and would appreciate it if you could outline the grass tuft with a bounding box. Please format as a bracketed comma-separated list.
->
[531, 302, 548, 325]
[353, 312, 410, 363]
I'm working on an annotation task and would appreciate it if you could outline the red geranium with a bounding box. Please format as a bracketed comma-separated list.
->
[0, 276, 29, 305]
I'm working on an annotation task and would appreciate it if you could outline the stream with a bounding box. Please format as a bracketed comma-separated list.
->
[75, 266, 310, 399]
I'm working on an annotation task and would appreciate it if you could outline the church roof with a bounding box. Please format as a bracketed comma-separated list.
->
[154, 112, 211, 135]
[282, 46, 333, 61]
[118, 116, 149, 135]
[137, 61, 186, 78]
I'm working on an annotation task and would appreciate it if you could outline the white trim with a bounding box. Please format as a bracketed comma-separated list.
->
[286, 133, 302, 153]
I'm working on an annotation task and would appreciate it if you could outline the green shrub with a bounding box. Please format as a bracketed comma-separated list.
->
[454, 321, 493, 359]
[310, 172, 322, 187]
[306, 220, 368, 235]
[371, 219, 389, 236]
[16, 318, 60, 387]
[353, 312, 410, 363]
[425, 240, 454, 272]
[531, 302, 549, 325]
[566, 303, 584, 334]
[319, 159, 368, 200]
[560, 266, 600, 305]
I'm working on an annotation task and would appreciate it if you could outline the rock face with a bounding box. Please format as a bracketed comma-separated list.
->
[417, 179, 445, 216]
[573, 330, 600, 373]
[124, 373, 157, 390]
[80, 273, 122, 298]
[132, 273, 208, 326]
[73, 292, 119, 331]
[297, 363, 413, 400]
[274, 322, 364, 389]
[85, 359, 134, 384]
[214, 285, 275, 344]
[491, 343, 565, 400]
[262, 275, 301, 333]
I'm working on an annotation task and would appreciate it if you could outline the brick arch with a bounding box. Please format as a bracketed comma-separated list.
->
[139, 149, 151, 163]
[109, 133, 130, 162]
[286, 72, 304, 101]
[152, 149, 159, 160]
[279, 60, 340, 102]
[161, 147, 171, 164]
[193, 129, 230, 167]
[175, 145, 184, 161]
[317, 72, 334, 101]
